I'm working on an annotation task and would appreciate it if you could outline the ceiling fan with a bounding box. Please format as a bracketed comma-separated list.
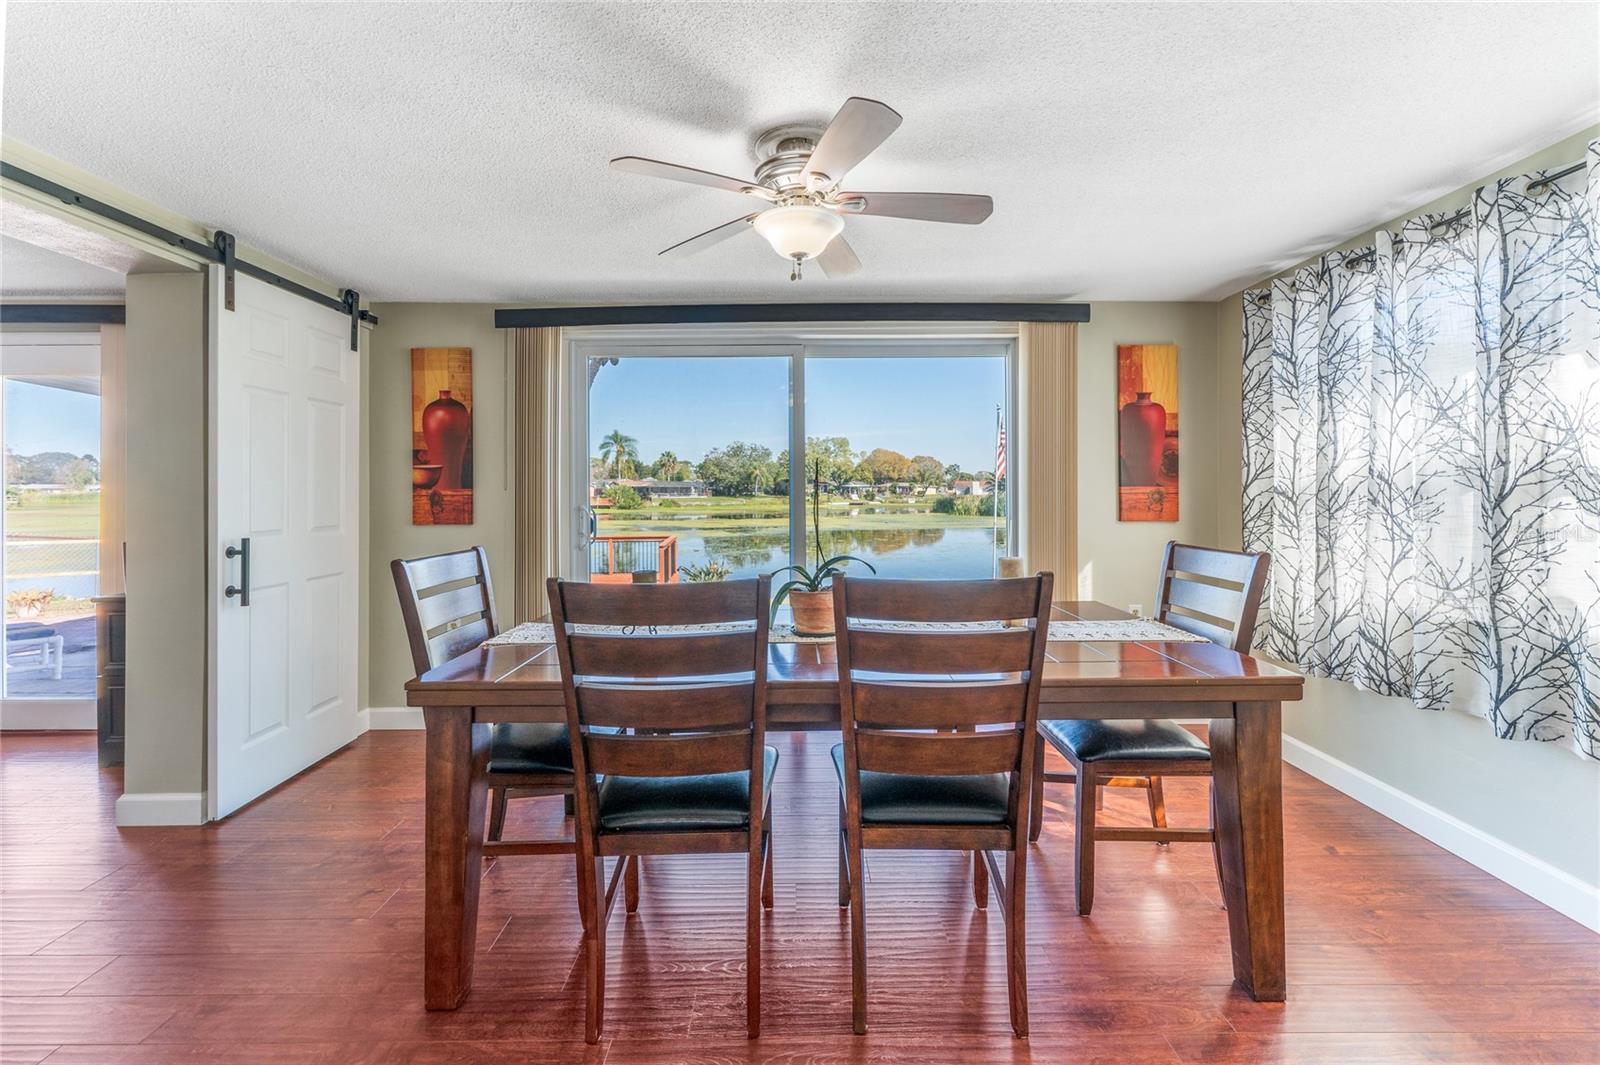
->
[610, 97, 994, 281]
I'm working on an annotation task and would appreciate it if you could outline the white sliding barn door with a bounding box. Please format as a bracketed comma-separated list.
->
[210, 269, 360, 819]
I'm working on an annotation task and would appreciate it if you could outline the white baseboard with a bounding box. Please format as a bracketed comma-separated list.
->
[115, 791, 206, 827]
[364, 706, 423, 730]
[1282, 734, 1600, 932]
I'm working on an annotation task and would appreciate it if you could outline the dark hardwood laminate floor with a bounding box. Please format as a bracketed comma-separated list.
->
[1, 731, 1596, 1064]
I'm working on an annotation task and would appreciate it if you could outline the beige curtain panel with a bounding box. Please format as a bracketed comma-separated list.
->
[512, 326, 563, 622]
[99, 323, 128, 596]
[1020, 321, 1078, 594]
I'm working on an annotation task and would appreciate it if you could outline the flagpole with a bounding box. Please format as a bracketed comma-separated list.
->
[992, 404, 1001, 577]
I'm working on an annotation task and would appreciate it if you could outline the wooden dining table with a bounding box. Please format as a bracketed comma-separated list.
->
[406, 600, 1304, 1011]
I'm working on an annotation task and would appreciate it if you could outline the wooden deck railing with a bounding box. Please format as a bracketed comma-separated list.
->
[589, 534, 679, 584]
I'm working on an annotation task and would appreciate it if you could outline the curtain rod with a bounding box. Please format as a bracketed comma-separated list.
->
[1253, 154, 1589, 284]
[0, 162, 377, 349]
[493, 302, 1091, 329]
[1526, 160, 1586, 193]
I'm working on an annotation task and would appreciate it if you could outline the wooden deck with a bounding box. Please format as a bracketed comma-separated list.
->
[1, 731, 1596, 1063]
[588, 534, 679, 584]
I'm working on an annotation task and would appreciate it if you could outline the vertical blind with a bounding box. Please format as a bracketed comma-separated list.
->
[1021, 321, 1078, 592]
[512, 327, 564, 622]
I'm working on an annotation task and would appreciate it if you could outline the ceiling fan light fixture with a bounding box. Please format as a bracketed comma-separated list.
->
[751, 205, 844, 263]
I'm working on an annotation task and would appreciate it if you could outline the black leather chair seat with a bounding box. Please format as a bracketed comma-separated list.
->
[830, 744, 1009, 826]
[486, 723, 578, 776]
[1040, 718, 1210, 763]
[597, 745, 780, 833]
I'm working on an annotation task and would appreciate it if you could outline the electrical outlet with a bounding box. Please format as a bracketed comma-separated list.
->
[1128, 603, 1144, 617]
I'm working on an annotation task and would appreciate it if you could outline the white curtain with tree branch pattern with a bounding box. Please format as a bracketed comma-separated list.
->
[1242, 141, 1600, 759]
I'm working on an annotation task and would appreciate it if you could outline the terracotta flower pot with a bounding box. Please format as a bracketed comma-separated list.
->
[787, 588, 835, 637]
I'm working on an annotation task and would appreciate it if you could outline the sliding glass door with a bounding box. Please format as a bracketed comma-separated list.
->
[571, 336, 1015, 593]
[2, 332, 102, 728]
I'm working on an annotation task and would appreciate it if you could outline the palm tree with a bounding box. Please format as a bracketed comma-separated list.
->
[654, 450, 682, 480]
[599, 430, 639, 479]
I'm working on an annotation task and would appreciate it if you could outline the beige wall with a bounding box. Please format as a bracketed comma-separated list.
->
[122, 272, 208, 800]
[366, 304, 514, 709]
[1075, 302, 1223, 613]
[1213, 127, 1600, 893]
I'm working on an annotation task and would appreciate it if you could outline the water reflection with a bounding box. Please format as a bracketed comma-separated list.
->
[597, 525, 1009, 581]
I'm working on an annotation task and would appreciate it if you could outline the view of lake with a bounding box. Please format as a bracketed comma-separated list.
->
[600, 516, 1009, 581]
[586, 351, 1013, 584]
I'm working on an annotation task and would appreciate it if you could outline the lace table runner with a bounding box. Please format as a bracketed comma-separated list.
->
[484, 618, 1209, 646]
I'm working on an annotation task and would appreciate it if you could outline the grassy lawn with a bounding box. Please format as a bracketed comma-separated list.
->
[5, 494, 100, 622]
[4, 492, 99, 538]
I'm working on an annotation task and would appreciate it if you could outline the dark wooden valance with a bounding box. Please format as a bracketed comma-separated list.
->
[0, 303, 125, 324]
[494, 302, 1090, 329]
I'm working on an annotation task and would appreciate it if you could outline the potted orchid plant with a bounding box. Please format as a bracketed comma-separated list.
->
[770, 457, 875, 635]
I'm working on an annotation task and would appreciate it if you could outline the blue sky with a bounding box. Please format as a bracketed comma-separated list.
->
[589, 356, 1005, 472]
[5, 380, 100, 458]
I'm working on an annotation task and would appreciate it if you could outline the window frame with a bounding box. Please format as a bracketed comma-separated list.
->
[563, 325, 1019, 583]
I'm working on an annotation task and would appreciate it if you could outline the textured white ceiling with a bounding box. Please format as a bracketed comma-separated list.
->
[0, 234, 126, 297]
[3, 2, 1596, 302]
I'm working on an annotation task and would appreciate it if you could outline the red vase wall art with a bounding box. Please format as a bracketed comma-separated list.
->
[412, 347, 474, 525]
[1116, 344, 1179, 521]
[1119, 392, 1166, 485]
[423, 390, 471, 489]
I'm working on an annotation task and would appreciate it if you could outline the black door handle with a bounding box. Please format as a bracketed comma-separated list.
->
[225, 538, 250, 606]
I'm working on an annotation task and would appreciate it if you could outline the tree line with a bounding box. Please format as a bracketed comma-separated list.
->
[594, 431, 995, 498]
[3, 449, 100, 488]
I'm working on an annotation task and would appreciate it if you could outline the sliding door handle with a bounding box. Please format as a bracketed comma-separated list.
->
[225, 538, 250, 606]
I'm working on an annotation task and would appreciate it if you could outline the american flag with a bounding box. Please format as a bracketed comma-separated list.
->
[994, 408, 1006, 481]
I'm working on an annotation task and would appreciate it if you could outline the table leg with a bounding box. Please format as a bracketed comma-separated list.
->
[1209, 700, 1286, 1001]
[424, 708, 489, 1009]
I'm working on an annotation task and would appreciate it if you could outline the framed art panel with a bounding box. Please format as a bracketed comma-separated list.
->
[1116, 343, 1178, 521]
[412, 347, 473, 525]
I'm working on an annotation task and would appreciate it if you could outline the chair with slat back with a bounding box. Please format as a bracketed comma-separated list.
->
[832, 572, 1053, 1038]
[546, 576, 777, 1044]
[1030, 541, 1269, 916]
[391, 547, 578, 854]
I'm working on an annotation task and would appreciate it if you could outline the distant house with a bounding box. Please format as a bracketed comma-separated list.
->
[633, 478, 707, 499]
[837, 481, 873, 500]
[591, 477, 705, 502]
[951, 479, 990, 496]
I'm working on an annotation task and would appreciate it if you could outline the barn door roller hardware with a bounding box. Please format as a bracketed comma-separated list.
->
[1, 161, 377, 349]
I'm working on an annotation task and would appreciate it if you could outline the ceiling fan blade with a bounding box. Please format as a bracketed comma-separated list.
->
[834, 191, 994, 224]
[658, 213, 761, 258]
[611, 156, 773, 199]
[816, 235, 861, 278]
[805, 97, 903, 189]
